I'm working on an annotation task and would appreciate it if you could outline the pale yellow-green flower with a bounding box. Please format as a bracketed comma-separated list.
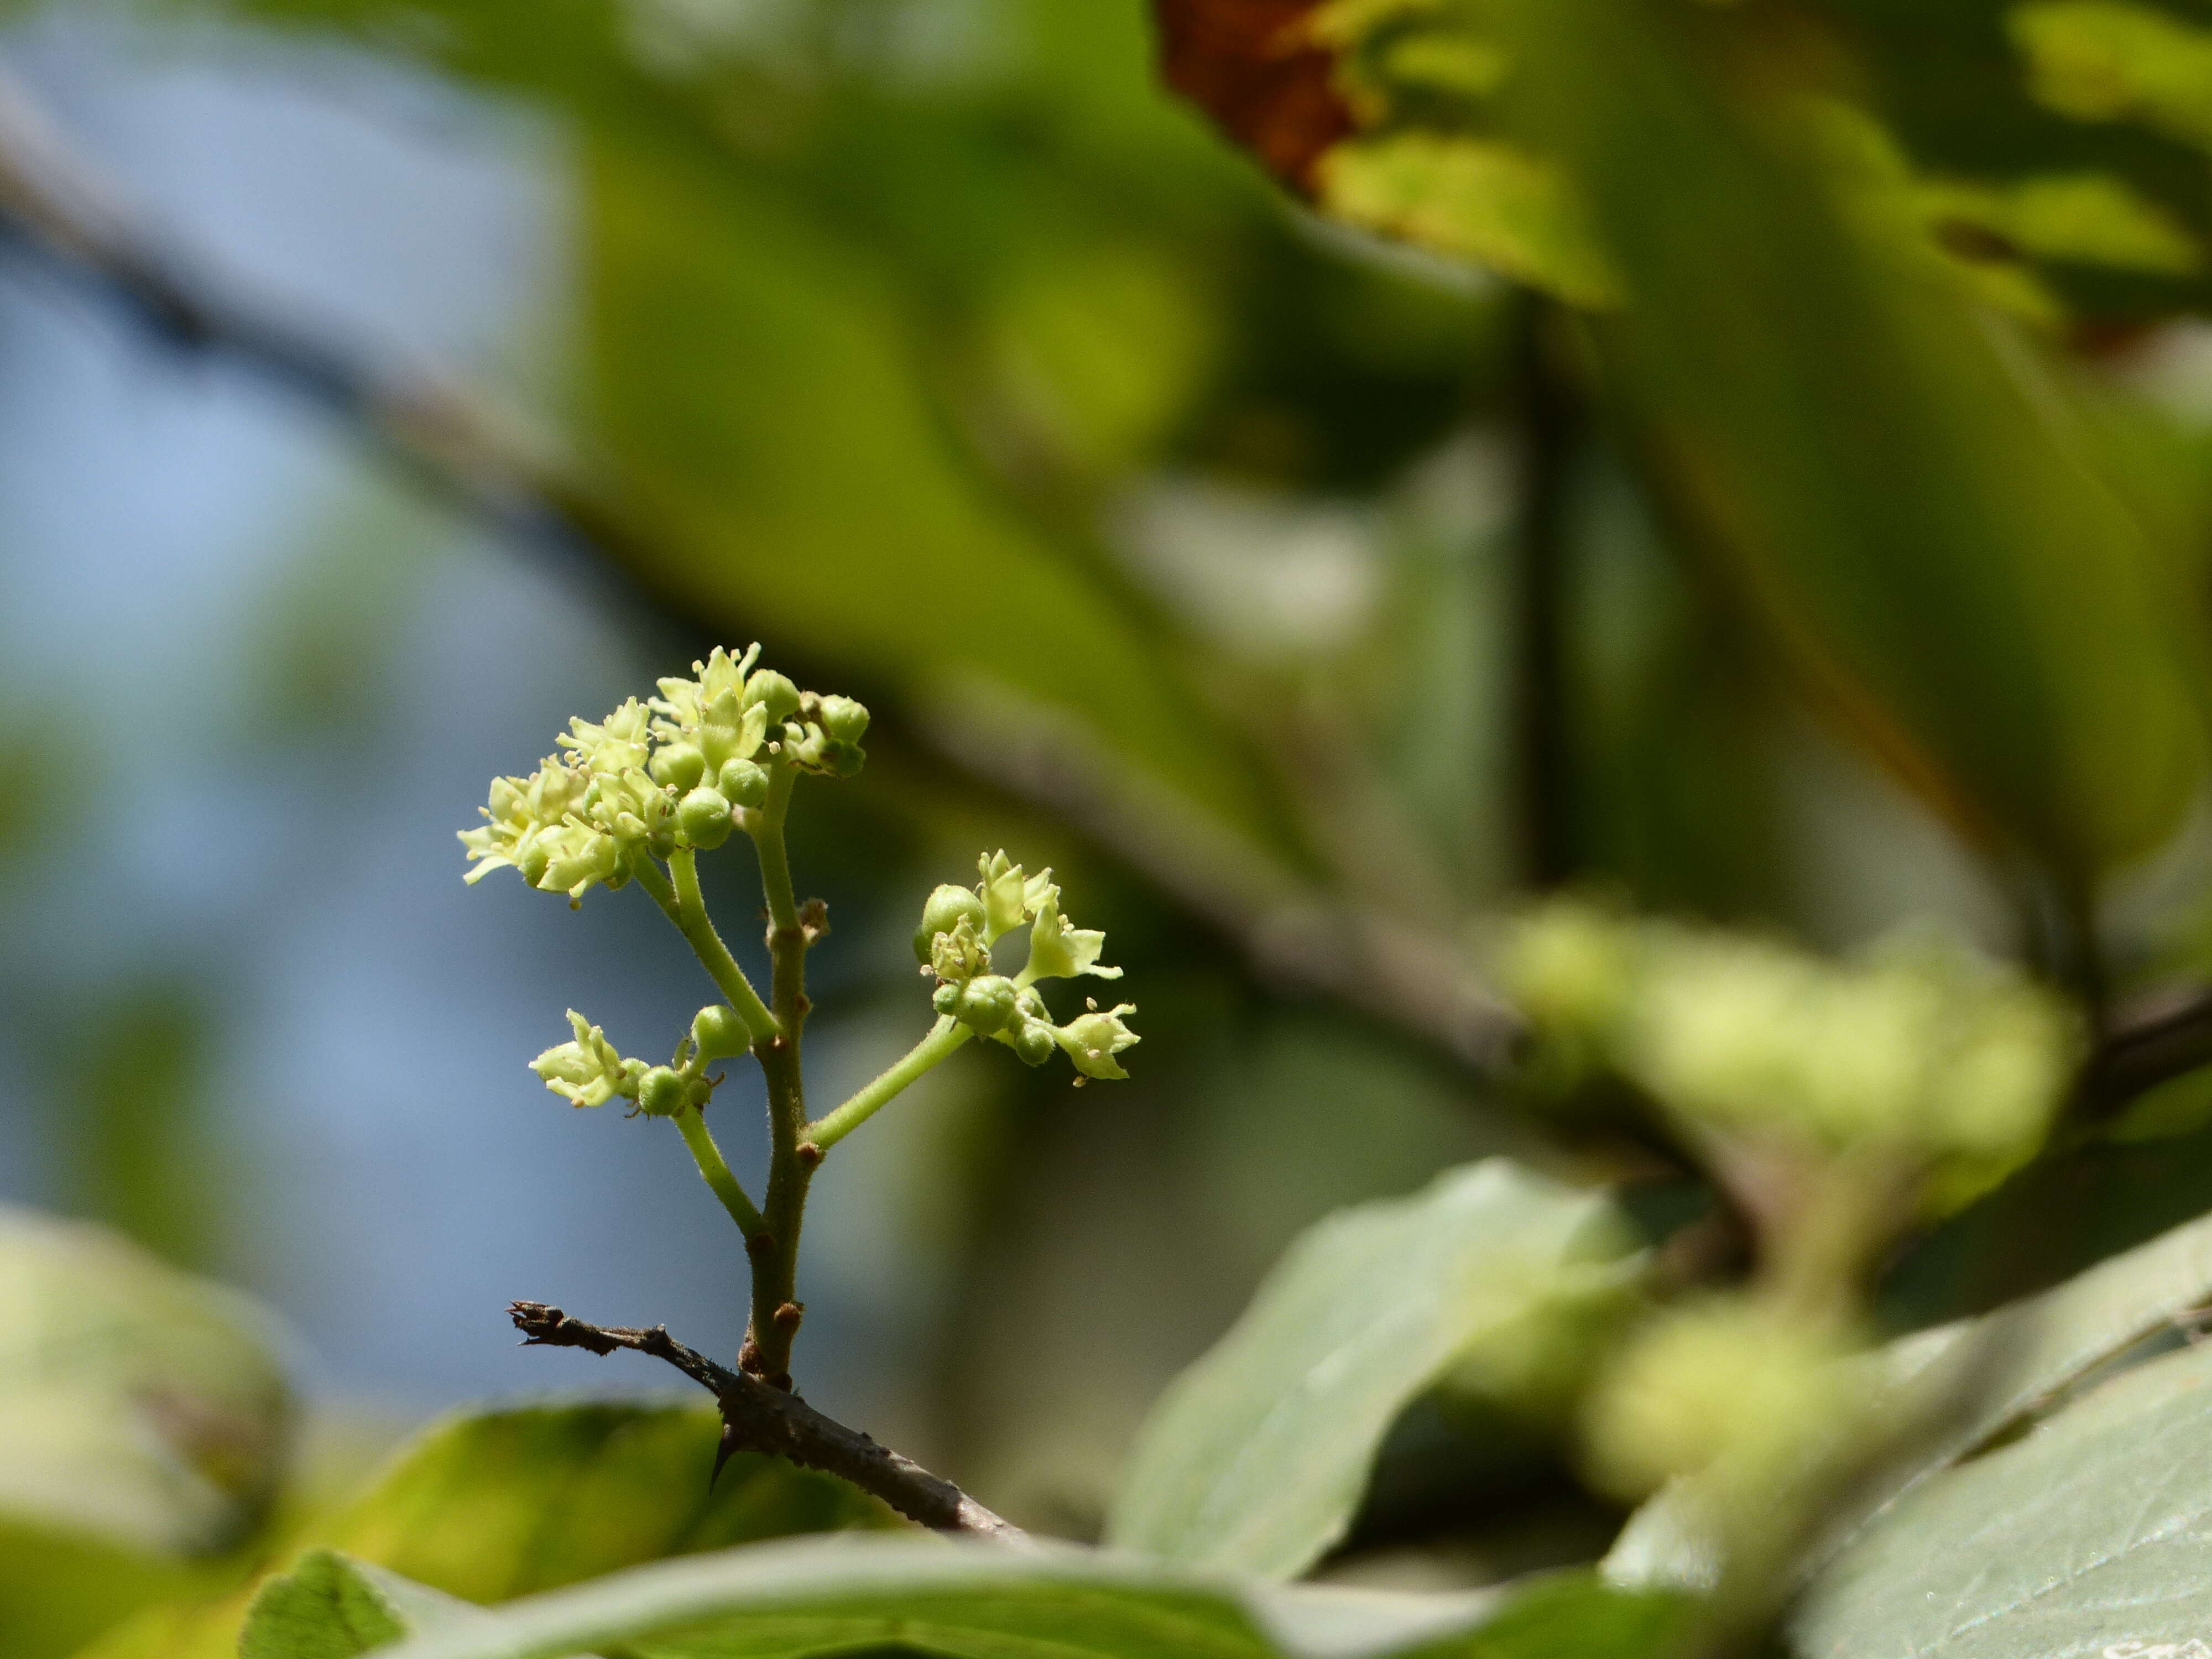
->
[531, 1010, 647, 1108]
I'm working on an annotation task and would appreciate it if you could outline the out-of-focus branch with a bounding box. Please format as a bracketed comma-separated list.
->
[926, 685, 1528, 1070]
[1511, 291, 1583, 889]
[16, 66, 2208, 1105]
[0, 66, 1532, 1073]
[0, 69, 709, 628]
[508, 1301, 1024, 1540]
[2075, 987, 2212, 1118]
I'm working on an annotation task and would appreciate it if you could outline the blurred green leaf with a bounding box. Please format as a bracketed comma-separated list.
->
[238, 1550, 480, 1659]
[318, 1400, 898, 1603]
[2108, 1065, 2212, 1141]
[0, 1207, 293, 1659]
[288, 1535, 1674, 1659]
[1817, 0, 2212, 324]
[1926, 171, 2205, 276]
[1106, 1160, 1639, 1580]
[1880, 1194, 2212, 1455]
[1611, 1197, 2212, 1591]
[0, 1522, 206, 1659]
[1155, 0, 2212, 873]
[1490, 0, 2212, 874]
[2010, 1, 2212, 152]
[74, 1401, 896, 1659]
[1386, 1572, 1686, 1659]
[1798, 1335, 2212, 1659]
[65, 1589, 253, 1659]
[1316, 135, 1623, 307]
[575, 124, 1259, 828]
[175, 0, 1338, 856]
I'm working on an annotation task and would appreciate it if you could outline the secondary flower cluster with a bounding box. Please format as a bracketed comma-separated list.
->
[458, 645, 869, 901]
[916, 851, 1140, 1080]
[1498, 900, 2078, 1208]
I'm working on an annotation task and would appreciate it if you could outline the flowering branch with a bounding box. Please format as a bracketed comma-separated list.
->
[464, 646, 1140, 1422]
[508, 1301, 1024, 1541]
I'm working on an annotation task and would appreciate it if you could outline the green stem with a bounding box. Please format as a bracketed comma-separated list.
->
[807, 1017, 972, 1152]
[637, 851, 778, 1041]
[674, 1106, 765, 1238]
[753, 761, 801, 933]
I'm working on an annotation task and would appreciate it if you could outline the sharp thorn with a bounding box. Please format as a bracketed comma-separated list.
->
[709, 1414, 740, 1492]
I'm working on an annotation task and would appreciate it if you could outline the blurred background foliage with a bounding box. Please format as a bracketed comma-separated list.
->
[11, 0, 2212, 1649]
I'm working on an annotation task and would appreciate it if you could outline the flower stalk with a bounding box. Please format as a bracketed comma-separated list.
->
[807, 1017, 974, 1152]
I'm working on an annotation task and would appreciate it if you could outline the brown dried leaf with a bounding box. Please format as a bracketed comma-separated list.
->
[1151, 0, 1354, 190]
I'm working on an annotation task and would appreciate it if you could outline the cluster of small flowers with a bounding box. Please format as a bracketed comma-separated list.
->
[915, 851, 1139, 1081]
[458, 645, 869, 901]
[1498, 900, 2079, 1201]
[1582, 1294, 1865, 1503]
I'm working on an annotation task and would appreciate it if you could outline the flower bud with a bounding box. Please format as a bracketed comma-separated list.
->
[915, 884, 988, 965]
[820, 738, 866, 779]
[678, 787, 735, 849]
[742, 670, 802, 723]
[650, 741, 707, 791]
[637, 1066, 690, 1119]
[817, 695, 870, 743]
[692, 1003, 751, 1061]
[718, 758, 770, 808]
[780, 722, 825, 770]
[1010, 1018, 1056, 1067]
[950, 975, 1019, 1035]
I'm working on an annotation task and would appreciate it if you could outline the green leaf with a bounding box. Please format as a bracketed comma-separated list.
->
[1884, 1200, 2212, 1459]
[1389, 1572, 1687, 1659]
[1106, 1160, 1639, 1579]
[1487, 0, 2212, 874]
[239, 1550, 482, 1659]
[146, 0, 1333, 891]
[1967, 172, 2204, 275]
[1316, 135, 1625, 307]
[1610, 1199, 2212, 1590]
[295, 1536, 1673, 1659]
[318, 1400, 898, 1603]
[576, 128, 1261, 830]
[0, 1207, 293, 1659]
[59, 1592, 252, 1659]
[2010, 0, 2212, 152]
[1835, 2, 2212, 324]
[1798, 1335, 2212, 1659]
[78, 1401, 894, 1659]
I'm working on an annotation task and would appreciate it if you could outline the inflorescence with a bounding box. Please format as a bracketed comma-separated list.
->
[458, 642, 1137, 1130]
